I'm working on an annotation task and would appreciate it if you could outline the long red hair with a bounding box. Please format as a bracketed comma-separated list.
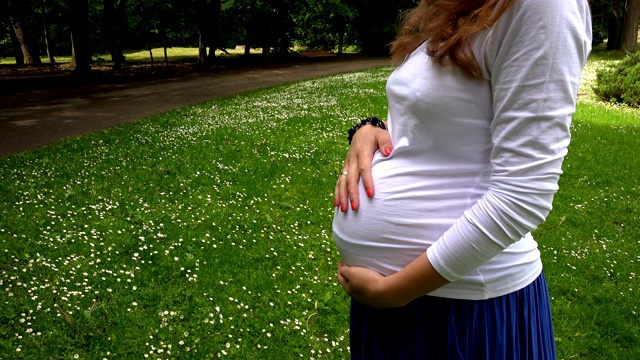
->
[391, 0, 514, 78]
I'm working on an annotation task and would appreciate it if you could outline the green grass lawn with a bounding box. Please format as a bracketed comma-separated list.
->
[1, 51, 639, 359]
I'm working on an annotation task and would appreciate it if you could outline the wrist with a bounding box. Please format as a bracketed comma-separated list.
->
[382, 273, 414, 308]
[360, 276, 405, 309]
[347, 116, 387, 144]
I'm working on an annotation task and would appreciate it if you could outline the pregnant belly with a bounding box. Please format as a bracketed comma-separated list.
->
[332, 156, 473, 276]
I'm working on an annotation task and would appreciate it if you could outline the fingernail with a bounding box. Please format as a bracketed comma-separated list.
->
[351, 202, 357, 210]
[366, 188, 373, 197]
[340, 203, 347, 212]
[334, 199, 339, 207]
[384, 147, 393, 155]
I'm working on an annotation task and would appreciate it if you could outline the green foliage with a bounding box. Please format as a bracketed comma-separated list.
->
[350, 0, 416, 55]
[588, 0, 613, 46]
[0, 0, 419, 63]
[593, 51, 640, 107]
[220, 0, 299, 52]
[294, 0, 357, 51]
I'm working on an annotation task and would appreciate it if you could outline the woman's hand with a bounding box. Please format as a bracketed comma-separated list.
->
[334, 125, 393, 212]
[338, 254, 450, 309]
[338, 261, 396, 308]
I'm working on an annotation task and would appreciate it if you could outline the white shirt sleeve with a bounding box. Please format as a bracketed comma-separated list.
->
[426, 0, 592, 282]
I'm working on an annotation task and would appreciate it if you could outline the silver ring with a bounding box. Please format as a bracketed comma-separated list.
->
[341, 171, 348, 176]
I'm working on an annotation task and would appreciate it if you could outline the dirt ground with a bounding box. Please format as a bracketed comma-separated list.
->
[0, 56, 391, 157]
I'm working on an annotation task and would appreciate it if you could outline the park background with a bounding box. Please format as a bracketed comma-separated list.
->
[1, 0, 640, 359]
[2, 0, 639, 69]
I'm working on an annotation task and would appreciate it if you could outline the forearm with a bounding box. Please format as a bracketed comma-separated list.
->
[382, 252, 450, 307]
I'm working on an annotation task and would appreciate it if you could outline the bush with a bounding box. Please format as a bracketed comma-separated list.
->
[593, 51, 640, 107]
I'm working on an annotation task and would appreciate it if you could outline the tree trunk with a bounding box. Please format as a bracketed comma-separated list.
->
[607, 0, 624, 50]
[70, 32, 76, 65]
[198, 33, 207, 63]
[197, 0, 208, 64]
[39, 0, 55, 63]
[68, 0, 92, 74]
[243, 26, 253, 59]
[207, 0, 221, 64]
[620, 0, 640, 51]
[7, 0, 42, 64]
[163, 33, 168, 63]
[10, 18, 41, 64]
[8, 27, 25, 65]
[103, 0, 126, 71]
[116, 0, 128, 63]
[338, 19, 345, 55]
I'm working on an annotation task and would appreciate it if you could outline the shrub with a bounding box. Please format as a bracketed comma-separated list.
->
[593, 50, 640, 107]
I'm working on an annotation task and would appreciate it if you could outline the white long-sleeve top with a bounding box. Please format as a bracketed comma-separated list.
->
[333, 0, 592, 300]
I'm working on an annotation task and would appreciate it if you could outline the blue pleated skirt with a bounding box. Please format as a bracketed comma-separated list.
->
[350, 272, 556, 359]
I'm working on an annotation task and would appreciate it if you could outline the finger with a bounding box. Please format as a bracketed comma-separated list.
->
[358, 153, 375, 199]
[346, 159, 361, 210]
[339, 266, 362, 299]
[346, 140, 369, 210]
[336, 169, 349, 212]
[337, 262, 350, 290]
[377, 129, 394, 157]
[339, 266, 351, 287]
[333, 177, 339, 208]
[334, 169, 345, 209]
[362, 130, 393, 197]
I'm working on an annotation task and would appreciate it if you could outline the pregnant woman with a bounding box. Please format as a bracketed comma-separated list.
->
[332, 0, 592, 358]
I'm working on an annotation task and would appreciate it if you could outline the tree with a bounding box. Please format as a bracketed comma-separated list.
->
[620, 0, 640, 51]
[133, 0, 162, 65]
[103, 0, 127, 70]
[295, 0, 356, 53]
[8, 25, 26, 64]
[606, 0, 624, 50]
[66, 0, 92, 74]
[7, 0, 42, 64]
[591, 0, 639, 50]
[208, 0, 221, 62]
[197, 0, 209, 63]
[220, 0, 297, 60]
[38, 0, 56, 63]
[1, 19, 21, 63]
[351, 0, 415, 56]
